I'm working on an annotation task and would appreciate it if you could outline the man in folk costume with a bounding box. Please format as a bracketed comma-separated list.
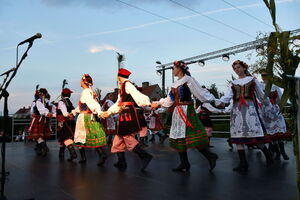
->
[101, 93, 116, 147]
[71, 74, 108, 166]
[105, 68, 153, 171]
[28, 88, 53, 157]
[56, 88, 77, 161]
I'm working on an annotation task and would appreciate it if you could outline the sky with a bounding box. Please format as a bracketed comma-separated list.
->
[0, 0, 299, 114]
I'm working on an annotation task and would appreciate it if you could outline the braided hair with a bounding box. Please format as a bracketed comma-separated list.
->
[173, 60, 191, 76]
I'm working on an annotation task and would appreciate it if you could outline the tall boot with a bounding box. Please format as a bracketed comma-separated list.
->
[227, 138, 233, 150]
[278, 142, 289, 160]
[40, 141, 48, 157]
[208, 137, 214, 148]
[35, 143, 42, 156]
[260, 146, 274, 165]
[133, 144, 153, 171]
[67, 145, 77, 162]
[107, 135, 113, 147]
[270, 143, 281, 160]
[114, 152, 127, 170]
[59, 146, 65, 159]
[139, 137, 148, 148]
[233, 150, 248, 172]
[78, 148, 86, 164]
[172, 151, 190, 172]
[149, 134, 155, 142]
[198, 148, 218, 171]
[95, 147, 107, 166]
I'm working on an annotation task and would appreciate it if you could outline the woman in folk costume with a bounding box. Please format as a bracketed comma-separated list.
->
[101, 93, 116, 147]
[148, 107, 165, 143]
[260, 69, 290, 160]
[106, 68, 153, 171]
[151, 61, 218, 172]
[56, 87, 77, 161]
[71, 74, 107, 166]
[216, 60, 273, 172]
[28, 88, 53, 157]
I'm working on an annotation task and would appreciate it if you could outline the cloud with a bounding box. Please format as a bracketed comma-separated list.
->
[88, 44, 120, 53]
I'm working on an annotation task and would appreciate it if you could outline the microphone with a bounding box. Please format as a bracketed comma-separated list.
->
[18, 33, 42, 46]
[0, 67, 16, 76]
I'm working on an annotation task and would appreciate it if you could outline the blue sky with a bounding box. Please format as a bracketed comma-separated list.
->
[0, 0, 299, 114]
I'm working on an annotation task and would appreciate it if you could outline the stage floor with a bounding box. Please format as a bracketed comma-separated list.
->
[1, 138, 296, 200]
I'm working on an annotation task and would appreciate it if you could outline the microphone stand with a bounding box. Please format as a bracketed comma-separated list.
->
[0, 42, 34, 200]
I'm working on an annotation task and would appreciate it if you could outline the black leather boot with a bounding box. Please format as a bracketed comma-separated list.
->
[133, 144, 153, 171]
[198, 147, 218, 171]
[59, 146, 65, 159]
[270, 143, 281, 160]
[78, 148, 86, 164]
[172, 151, 190, 172]
[114, 152, 127, 170]
[149, 134, 155, 142]
[260, 146, 274, 165]
[40, 141, 48, 157]
[35, 143, 42, 156]
[67, 145, 77, 162]
[233, 150, 248, 172]
[95, 147, 107, 166]
[139, 137, 148, 148]
[278, 142, 289, 160]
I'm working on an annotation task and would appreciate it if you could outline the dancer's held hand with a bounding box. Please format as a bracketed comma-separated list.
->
[99, 112, 109, 119]
[151, 102, 159, 110]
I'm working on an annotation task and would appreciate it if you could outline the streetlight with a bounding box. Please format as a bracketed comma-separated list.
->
[156, 61, 166, 97]
[222, 54, 230, 61]
[256, 45, 264, 54]
[197, 60, 205, 67]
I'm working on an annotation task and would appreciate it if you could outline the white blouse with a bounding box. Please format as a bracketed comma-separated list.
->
[73, 88, 102, 115]
[157, 75, 216, 107]
[108, 80, 151, 114]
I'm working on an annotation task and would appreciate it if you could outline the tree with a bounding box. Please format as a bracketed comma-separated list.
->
[262, 0, 300, 197]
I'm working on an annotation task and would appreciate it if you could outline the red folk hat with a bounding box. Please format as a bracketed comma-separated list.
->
[61, 88, 73, 95]
[118, 68, 131, 78]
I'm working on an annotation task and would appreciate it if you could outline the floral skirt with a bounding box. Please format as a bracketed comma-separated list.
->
[75, 114, 107, 148]
[169, 105, 208, 151]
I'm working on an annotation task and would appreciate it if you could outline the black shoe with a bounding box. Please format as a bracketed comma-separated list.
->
[67, 145, 77, 162]
[172, 151, 190, 172]
[198, 148, 218, 171]
[96, 147, 107, 166]
[114, 152, 127, 170]
[78, 148, 86, 164]
[59, 146, 65, 159]
[133, 145, 152, 171]
[233, 150, 248, 172]
[279, 142, 289, 160]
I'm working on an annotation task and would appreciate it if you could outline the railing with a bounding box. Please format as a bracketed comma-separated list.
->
[11, 117, 57, 142]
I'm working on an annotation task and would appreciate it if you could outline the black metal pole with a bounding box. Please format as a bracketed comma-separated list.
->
[162, 65, 165, 97]
[0, 90, 9, 200]
[0, 42, 34, 199]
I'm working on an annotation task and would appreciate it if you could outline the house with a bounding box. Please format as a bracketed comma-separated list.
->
[14, 106, 31, 119]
